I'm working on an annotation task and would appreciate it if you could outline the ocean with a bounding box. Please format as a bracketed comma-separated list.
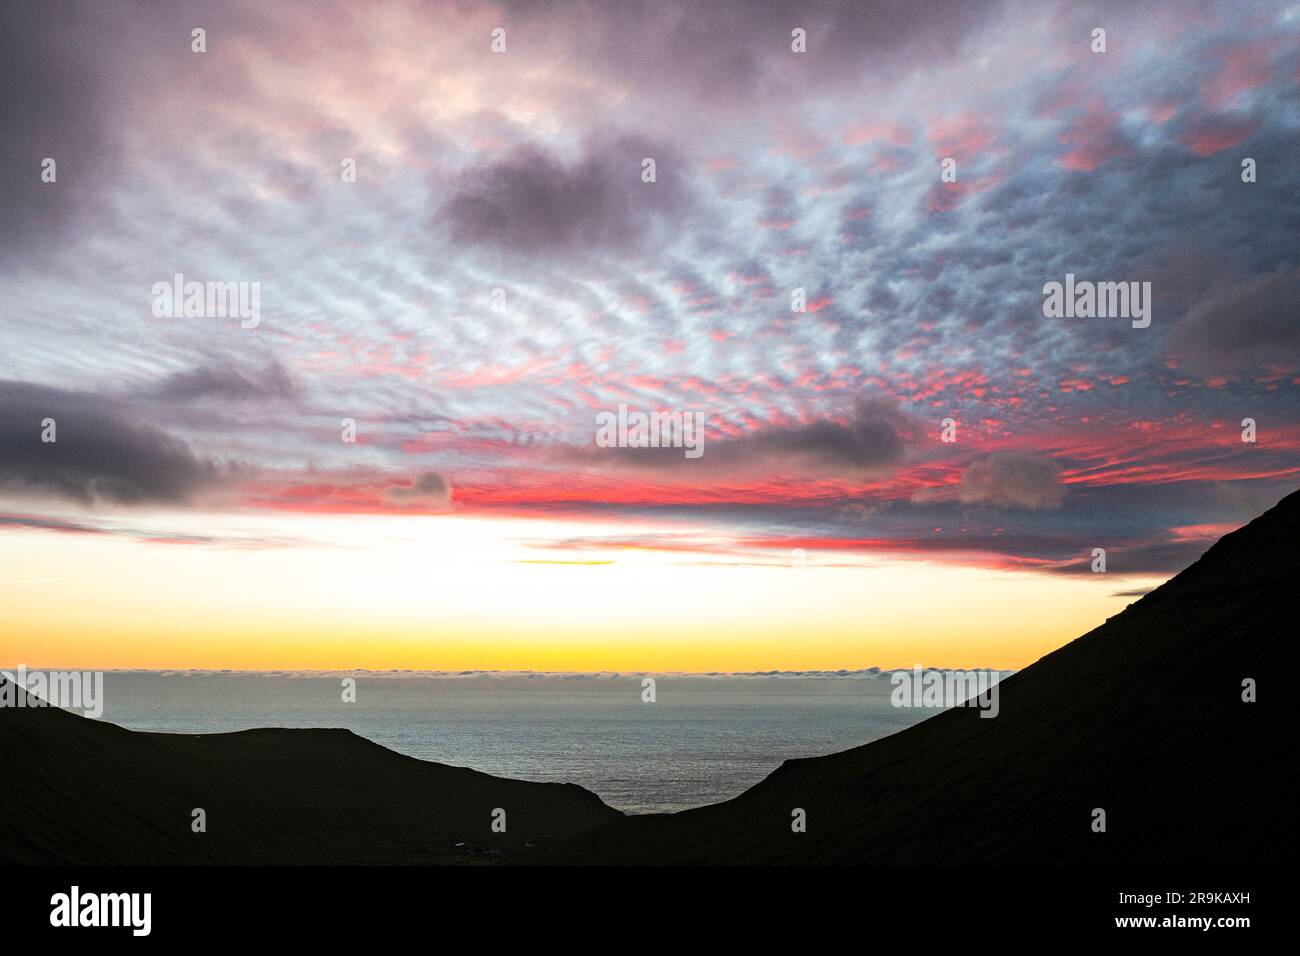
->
[91, 671, 938, 814]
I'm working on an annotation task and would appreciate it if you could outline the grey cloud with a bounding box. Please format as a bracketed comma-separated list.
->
[0, 380, 217, 505]
[0, 3, 119, 263]
[1169, 265, 1300, 374]
[0, 514, 106, 535]
[149, 360, 298, 402]
[501, 0, 1002, 102]
[1, 0, 271, 266]
[958, 451, 1065, 511]
[563, 393, 915, 476]
[387, 470, 453, 507]
[440, 135, 693, 257]
[737, 395, 912, 471]
[1055, 538, 1205, 577]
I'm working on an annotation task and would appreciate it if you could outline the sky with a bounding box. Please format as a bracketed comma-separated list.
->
[2, 0, 1299, 672]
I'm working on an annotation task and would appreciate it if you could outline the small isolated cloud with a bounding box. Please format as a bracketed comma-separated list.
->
[909, 450, 1066, 511]
[560, 393, 916, 477]
[440, 135, 692, 258]
[958, 451, 1064, 510]
[0, 381, 217, 506]
[1169, 265, 1300, 374]
[149, 359, 297, 402]
[735, 394, 913, 471]
[387, 470, 453, 507]
[1112, 587, 1155, 598]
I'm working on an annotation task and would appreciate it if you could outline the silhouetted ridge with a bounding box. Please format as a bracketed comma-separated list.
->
[0, 677, 618, 864]
[541, 488, 1300, 864]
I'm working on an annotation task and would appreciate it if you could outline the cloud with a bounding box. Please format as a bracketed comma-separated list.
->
[386, 471, 453, 507]
[957, 451, 1065, 511]
[499, 0, 1002, 103]
[0, 3, 118, 263]
[733, 395, 913, 471]
[1179, 113, 1258, 157]
[440, 135, 692, 257]
[149, 360, 298, 402]
[1169, 265, 1300, 374]
[0, 381, 217, 505]
[560, 394, 916, 477]
[0, 514, 107, 535]
[0, 0, 1297, 582]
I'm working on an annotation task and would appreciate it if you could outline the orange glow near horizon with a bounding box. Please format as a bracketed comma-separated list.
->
[0, 511, 1165, 672]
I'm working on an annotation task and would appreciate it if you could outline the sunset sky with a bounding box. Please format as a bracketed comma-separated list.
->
[2, 0, 1299, 671]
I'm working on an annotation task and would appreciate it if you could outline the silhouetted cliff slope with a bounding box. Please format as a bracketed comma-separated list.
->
[545, 488, 1299, 864]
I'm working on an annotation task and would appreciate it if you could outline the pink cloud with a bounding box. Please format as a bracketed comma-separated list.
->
[1058, 107, 1126, 171]
[1180, 114, 1258, 156]
[1202, 38, 1279, 110]
[927, 112, 996, 157]
[843, 121, 912, 148]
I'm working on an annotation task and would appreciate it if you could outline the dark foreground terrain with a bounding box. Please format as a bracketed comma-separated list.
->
[3, 490, 1297, 865]
[0, 697, 617, 864]
[548, 488, 1297, 864]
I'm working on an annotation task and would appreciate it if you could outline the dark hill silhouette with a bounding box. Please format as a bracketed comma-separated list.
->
[0, 695, 617, 864]
[3, 489, 1296, 865]
[543, 487, 1299, 864]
